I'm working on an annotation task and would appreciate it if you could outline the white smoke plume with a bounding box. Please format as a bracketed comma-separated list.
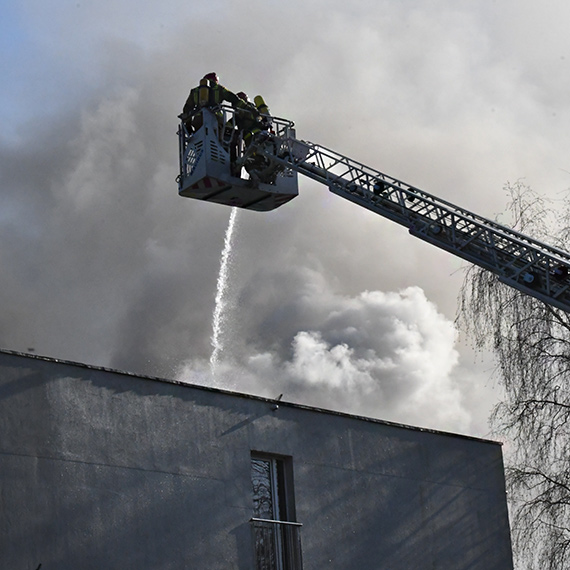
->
[177, 272, 470, 433]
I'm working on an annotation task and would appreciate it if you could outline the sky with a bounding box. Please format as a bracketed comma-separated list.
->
[2, 0, 570, 438]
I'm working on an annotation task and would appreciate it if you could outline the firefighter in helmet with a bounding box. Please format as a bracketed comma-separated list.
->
[202, 72, 244, 109]
[235, 92, 278, 181]
[181, 72, 247, 132]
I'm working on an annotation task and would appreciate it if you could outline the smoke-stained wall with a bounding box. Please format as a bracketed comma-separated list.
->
[0, 350, 512, 569]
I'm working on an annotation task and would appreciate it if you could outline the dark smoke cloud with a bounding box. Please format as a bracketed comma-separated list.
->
[2, 0, 569, 435]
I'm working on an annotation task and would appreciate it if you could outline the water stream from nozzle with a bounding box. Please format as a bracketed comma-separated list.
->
[210, 207, 239, 378]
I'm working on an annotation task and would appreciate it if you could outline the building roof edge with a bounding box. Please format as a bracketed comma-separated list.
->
[0, 348, 502, 446]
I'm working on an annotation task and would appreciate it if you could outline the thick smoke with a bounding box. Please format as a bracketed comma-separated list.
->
[3, 0, 569, 436]
[177, 265, 469, 432]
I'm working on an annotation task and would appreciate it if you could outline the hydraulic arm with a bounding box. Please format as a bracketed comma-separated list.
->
[249, 131, 570, 313]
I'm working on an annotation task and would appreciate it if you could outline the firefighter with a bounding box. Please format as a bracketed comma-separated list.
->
[234, 92, 277, 181]
[234, 92, 258, 143]
[181, 72, 245, 132]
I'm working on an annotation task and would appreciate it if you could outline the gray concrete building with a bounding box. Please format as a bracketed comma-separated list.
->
[0, 349, 513, 569]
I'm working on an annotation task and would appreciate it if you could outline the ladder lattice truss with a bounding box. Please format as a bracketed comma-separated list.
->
[259, 134, 570, 312]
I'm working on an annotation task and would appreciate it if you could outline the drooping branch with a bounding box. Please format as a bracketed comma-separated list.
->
[457, 182, 570, 570]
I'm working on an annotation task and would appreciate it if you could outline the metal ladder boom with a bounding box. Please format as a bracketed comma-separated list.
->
[255, 134, 570, 312]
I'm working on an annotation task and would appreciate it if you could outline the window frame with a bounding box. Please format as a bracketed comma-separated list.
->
[250, 452, 302, 570]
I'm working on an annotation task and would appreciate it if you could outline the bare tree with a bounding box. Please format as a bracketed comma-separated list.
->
[458, 181, 570, 569]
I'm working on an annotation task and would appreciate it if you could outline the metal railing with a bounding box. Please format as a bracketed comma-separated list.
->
[179, 105, 295, 161]
[251, 518, 303, 570]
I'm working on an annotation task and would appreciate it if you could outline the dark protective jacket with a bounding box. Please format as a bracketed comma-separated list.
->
[210, 83, 242, 108]
[182, 86, 201, 117]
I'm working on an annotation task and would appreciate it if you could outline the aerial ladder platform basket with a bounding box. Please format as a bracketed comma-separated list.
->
[178, 106, 301, 212]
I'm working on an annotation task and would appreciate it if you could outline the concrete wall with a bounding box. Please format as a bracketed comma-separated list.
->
[0, 350, 513, 569]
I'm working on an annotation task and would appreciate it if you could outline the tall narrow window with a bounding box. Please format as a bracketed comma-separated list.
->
[251, 454, 302, 570]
